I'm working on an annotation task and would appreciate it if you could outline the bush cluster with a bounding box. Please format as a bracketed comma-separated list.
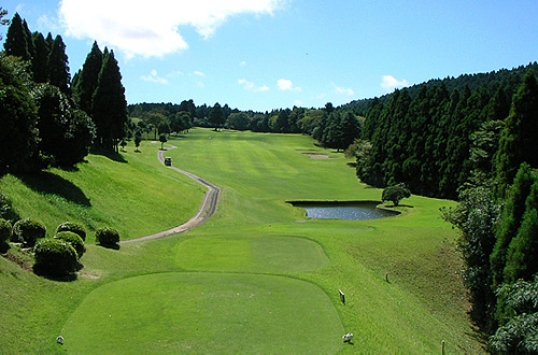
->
[0, 218, 12, 244]
[33, 238, 77, 276]
[56, 221, 86, 241]
[95, 227, 120, 246]
[55, 231, 85, 258]
[12, 218, 46, 247]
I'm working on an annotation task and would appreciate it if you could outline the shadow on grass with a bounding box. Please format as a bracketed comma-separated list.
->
[90, 147, 128, 163]
[16, 171, 91, 207]
[32, 263, 82, 282]
[97, 243, 120, 250]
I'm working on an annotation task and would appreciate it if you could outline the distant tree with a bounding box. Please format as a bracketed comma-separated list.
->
[209, 102, 224, 131]
[381, 184, 411, 206]
[134, 130, 142, 152]
[47, 35, 71, 95]
[159, 133, 167, 150]
[227, 112, 251, 131]
[3, 13, 31, 61]
[340, 112, 362, 150]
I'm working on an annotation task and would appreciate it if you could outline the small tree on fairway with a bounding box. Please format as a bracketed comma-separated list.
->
[134, 130, 142, 152]
[34, 238, 77, 276]
[382, 184, 411, 206]
[159, 133, 167, 150]
[95, 226, 120, 247]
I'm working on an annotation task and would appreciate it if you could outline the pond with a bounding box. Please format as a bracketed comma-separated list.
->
[289, 200, 399, 220]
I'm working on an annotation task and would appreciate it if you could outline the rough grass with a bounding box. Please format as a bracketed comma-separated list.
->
[0, 129, 483, 353]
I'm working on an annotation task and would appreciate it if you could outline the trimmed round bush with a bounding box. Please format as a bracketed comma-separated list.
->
[55, 231, 85, 258]
[95, 227, 120, 246]
[0, 218, 12, 244]
[34, 238, 77, 276]
[56, 221, 87, 241]
[12, 218, 47, 247]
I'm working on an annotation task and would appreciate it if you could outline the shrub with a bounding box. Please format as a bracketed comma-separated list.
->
[95, 227, 120, 246]
[382, 184, 411, 206]
[0, 218, 12, 244]
[12, 218, 47, 247]
[55, 231, 85, 258]
[56, 221, 87, 241]
[34, 238, 77, 276]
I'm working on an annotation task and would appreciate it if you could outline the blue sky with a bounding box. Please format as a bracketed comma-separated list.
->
[3, 0, 538, 111]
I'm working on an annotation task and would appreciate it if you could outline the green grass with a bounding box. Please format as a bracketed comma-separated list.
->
[0, 128, 483, 353]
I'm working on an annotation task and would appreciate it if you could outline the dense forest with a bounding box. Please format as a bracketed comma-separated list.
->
[2, 8, 538, 352]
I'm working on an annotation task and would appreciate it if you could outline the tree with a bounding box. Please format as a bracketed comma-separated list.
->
[503, 180, 538, 284]
[47, 35, 71, 95]
[339, 111, 362, 150]
[227, 112, 251, 131]
[495, 70, 538, 198]
[441, 185, 500, 332]
[159, 133, 167, 150]
[491, 163, 538, 287]
[73, 41, 103, 115]
[209, 102, 224, 131]
[134, 130, 142, 152]
[3, 13, 31, 61]
[30, 32, 50, 83]
[489, 278, 538, 354]
[0, 8, 10, 41]
[92, 49, 127, 151]
[0, 55, 40, 174]
[381, 184, 411, 206]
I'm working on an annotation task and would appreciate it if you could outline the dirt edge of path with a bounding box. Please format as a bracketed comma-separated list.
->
[121, 146, 220, 244]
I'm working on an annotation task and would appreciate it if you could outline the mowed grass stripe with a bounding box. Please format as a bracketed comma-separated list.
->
[61, 272, 344, 354]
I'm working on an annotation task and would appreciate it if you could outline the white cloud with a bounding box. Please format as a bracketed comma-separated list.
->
[238, 78, 269, 92]
[240, 61, 247, 67]
[277, 78, 301, 92]
[58, 0, 285, 58]
[141, 69, 168, 84]
[194, 71, 206, 77]
[332, 82, 354, 96]
[380, 75, 409, 92]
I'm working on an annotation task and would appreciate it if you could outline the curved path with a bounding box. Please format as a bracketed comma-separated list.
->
[122, 146, 220, 244]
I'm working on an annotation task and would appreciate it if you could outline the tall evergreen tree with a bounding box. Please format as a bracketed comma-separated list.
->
[73, 41, 103, 115]
[47, 35, 71, 95]
[503, 180, 538, 283]
[495, 70, 538, 198]
[92, 49, 127, 151]
[30, 32, 50, 83]
[3, 13, 31, 61]
[490, 163, 538, 287]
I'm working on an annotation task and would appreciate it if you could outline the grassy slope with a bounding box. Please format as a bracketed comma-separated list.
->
[0, 129, 482, 353]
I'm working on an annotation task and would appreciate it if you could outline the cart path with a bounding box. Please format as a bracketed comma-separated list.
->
[121, 146, 220, 244]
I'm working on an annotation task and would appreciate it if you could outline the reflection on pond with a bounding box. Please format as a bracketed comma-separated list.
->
[289, 200, 399, 220]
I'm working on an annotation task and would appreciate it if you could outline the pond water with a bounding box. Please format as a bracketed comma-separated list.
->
[290, 201, 398, 220]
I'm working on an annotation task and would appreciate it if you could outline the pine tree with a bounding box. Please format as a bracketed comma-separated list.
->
[3, 13, 31, 61]
[92, 49, 127, 151]
[490, 163, 538, 287]
[73, 41, 103, 115]
[31, 32, 50, 83]
[208, 102, 224, 131]
[47, 35, 71, 95]
[495, 70, 538, 198]
[503, 180, 538, 283]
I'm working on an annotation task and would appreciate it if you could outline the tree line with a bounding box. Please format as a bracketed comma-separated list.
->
[0, 12, 128, 175]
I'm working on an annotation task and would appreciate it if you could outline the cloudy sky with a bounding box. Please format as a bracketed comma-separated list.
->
[3, 0, 538, 111]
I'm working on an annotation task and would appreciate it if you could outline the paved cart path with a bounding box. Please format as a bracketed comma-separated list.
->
[122, 146, 220, 244]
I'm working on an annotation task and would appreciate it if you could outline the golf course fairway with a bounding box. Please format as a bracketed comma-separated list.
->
[0, 128, 484, 353]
